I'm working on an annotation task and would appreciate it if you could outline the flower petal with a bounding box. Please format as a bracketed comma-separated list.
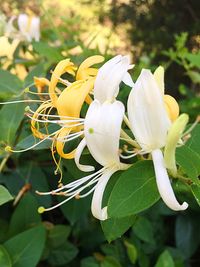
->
[84, 100, 124, 167]
[29, 17, 40, 42]
[128, 69, 171, 151]
[153, 66, 165, 94]
[152, 149, 188, 211]
[91, 168, 116, 220]
[75, 138, 95, 172]
[94, 55, 133, 103]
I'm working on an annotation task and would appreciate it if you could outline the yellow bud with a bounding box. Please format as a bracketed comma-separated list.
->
[24, 87, 29, 93]
[164, 94, 179, 122]
[164, 113, 189, 176]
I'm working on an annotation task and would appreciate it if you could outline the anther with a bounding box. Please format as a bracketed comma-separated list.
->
[5, 146, 12, 152]
[25, 106, 30, 112]
[38, 206, 45, 214]
[24, 87, 29, 93]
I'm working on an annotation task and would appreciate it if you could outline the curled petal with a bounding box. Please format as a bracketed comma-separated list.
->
[76, 55, 104, 80]
[56, 79, 94, 118]
[152, 149, 188, 211]
[91, 169, 116, 220]
[49, 59, 76, 106]
[56, 127, 77, 159]
[75, 138, 95, 172]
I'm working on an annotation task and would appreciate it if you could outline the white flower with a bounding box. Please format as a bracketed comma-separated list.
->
[127, 69, 188, 211]
[18, 14, 40, 42]
[37, 55, 133, 219]
[5, 14, 40, 42]
[38, 100, 128, 220]
[94, 55, 134, 103]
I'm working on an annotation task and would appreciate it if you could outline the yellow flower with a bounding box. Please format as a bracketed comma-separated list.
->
[29, 55, 104, 162]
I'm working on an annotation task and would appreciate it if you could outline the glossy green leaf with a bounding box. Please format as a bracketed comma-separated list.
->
[108, 161, 160, 218]
[176, 145, 200, 183]
[0, 185, 13, 206]
[186, 124, 200, 156]
[124, 240, 137, 264]
[48, 241, 78, 266]
[0, 245, 12, 267]
[4, 225, 46, 267]
[8, 193, 41, 237]
[190, 185, 200, 206]
[132, 216, 155, 244]
[101, 215, 136, 242]
[48, 225, 71, 248]
[155, 250, 174, 267]
[0, 102, 25, 145]
[0, 70, 23, 100]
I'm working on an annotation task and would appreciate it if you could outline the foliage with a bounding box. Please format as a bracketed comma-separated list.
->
[0, 1, 199, 267]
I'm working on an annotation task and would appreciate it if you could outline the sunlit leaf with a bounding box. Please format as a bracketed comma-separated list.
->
[0, 185, 13, 206]
[108, 161, 160, 218]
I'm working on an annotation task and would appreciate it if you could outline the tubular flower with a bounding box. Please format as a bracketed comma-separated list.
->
[37, 55, 134, 219]
[127, 69, 188, 211]
[5, 14, 40, 42]
[37, 100, 129, 220]
[29, 55, 104, 162]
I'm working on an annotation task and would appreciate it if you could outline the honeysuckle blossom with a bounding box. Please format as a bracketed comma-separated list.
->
[37, 100, 129, 220]
[5, 14, 40, 42]
[127, 68, 189, 211]
[36, 55, 134, 219]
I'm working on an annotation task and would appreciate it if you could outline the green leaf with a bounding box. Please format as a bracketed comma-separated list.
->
[132, 216, 155, 244]
[0, 245, 12, 267]
[155, 250, 175, 267]
[124, 240, 137, 264]
[101, 256, 122, 267]
[33, 42, 63, 62]
[175, 214, 200, 259]
[176, 145, 200, 183]
[185, 52, 200, 68]
[4, 225, 46, 267]
[101, 215, 136, 242]
[186, 124, 200, 157]
[0, 102, 25, 145]
[108, 161, 160, 218]
[81, 257, 99, 267]
[0, 70, 23, 100]
[8, 193, 41, 237]
[48, 225, 71, 248]
[187, 70, 200, 84]
[48, 241, 78, 266]
[24, 64, 45, 87]
[0, 185, 13, 206]
[16, 134, 52, 150]
[190, 184, 200, 206]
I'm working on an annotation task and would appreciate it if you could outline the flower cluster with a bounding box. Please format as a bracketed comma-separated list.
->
[5, 55, 194, 220]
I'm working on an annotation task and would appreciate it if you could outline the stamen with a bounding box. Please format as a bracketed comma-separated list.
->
[0, 99, 45, 105]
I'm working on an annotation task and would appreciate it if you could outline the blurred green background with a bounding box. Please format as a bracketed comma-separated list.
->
[0, 1, 200, 267]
